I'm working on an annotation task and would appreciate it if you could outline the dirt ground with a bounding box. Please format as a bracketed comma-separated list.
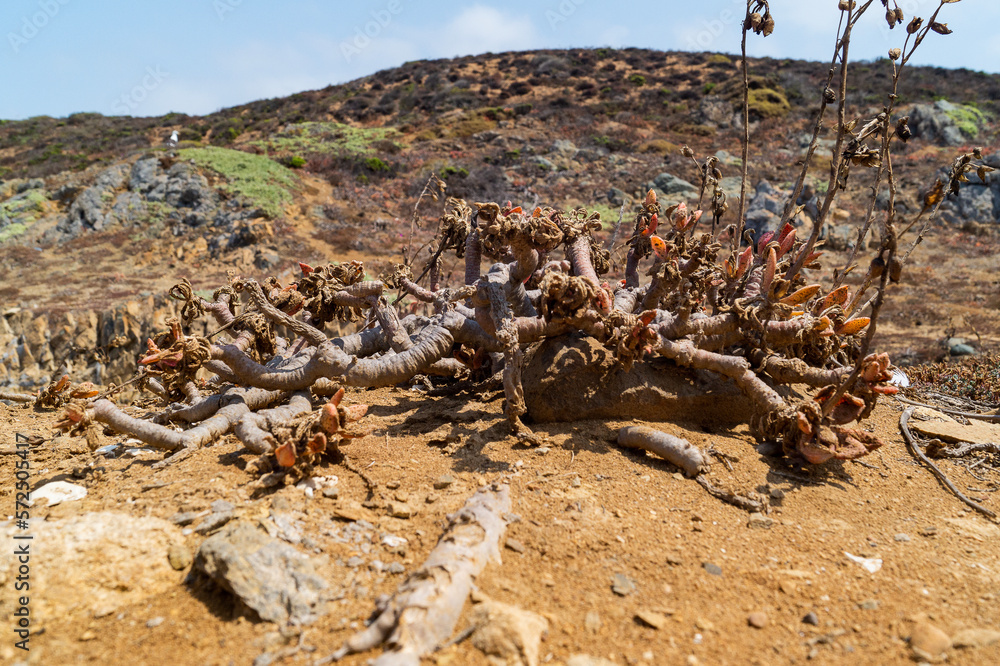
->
[2, 210, 1000, 665]
[2, 374, 1000, 665]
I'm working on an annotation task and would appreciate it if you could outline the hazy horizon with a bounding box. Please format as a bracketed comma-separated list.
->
[1, 0, 993, 121]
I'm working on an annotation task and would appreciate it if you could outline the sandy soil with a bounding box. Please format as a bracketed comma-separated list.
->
[2, 377, 999, 665]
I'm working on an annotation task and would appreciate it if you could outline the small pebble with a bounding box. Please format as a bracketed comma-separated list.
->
[167, 544, 192, 571]
[346, 556, 365, 568]
[146, 617, 165, 628]
[386, 562, 406, 575]
[748, 612, 767, 628]
[585, 611, 602, 633]
[702, 562, 722, 577]
[666, 553, 683, 566]
[859, 599, 879, 610]
[747, 512, 773, 529]
[636, 610, 666, 630]
[210, 500, 234, 513]
[425, 493, 439, 504]
[433, 475, 454, 490]
[910, 621, 952, 660]
[894, 533, 911, 542]
[386, 480, 401, 490]
[194, 511, 233, 534]
[802, 611, 819, 626]
[571, 476, 582, 488]
[322, 487, 339, 499]
[536, 447, 551, 455]
[169, 511, 201, 526]
[389, 502, 414, 519]
[611, 573, 636, 596]
[505, 538, 526, 553]
[769, 488, 785, 500]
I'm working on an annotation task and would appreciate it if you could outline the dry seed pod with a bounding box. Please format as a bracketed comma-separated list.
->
[930, 22, 952, 35]
[907, 17, 923, 34]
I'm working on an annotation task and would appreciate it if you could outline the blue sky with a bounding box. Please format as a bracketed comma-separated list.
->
[0, 0, 992, 120]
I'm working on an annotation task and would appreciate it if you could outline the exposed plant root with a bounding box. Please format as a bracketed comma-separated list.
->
[926, 441, 1000, 458]
[694, 476, 769, 514]
[896, 396, 1000, 423]
[616, 426, 766, 513]
[900, 407, 997, 520]
[330, 484, 511, 665]
[617, 426, 709, 476]
[0, 390, 35, 403]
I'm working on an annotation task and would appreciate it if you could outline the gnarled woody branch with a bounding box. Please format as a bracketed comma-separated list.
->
[331, 484, 511, 665]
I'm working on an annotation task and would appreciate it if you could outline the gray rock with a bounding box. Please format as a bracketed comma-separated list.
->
[940, 183, 997, 225]
[607, 187, 628, 206]
[698, 95, 733, 128]
[646, 172, 697, 199]
[533, 156, 557, 171]
[551, 139, 577, 155]
[802, 611, 819, 626]
[108, 191, 146, 226]
[60, 164, 129, 236]
[950, 343, 977, 357]
[194, 511, 233, 534]
[129, 157, 166, 194]
[195, 521, 326, 624]
[894, 533, 911, 542]
[15, 178, 45, 193]
[611, 573, 636, 596]
[702, 562, 723, 577]
[164, 162, 218, 210]
[909, 99, 977, 146]
[211, 500, 235, 513]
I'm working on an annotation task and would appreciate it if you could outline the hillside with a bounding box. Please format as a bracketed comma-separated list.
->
[2, 47, 1000, 666]
[2, 48, 999, 393]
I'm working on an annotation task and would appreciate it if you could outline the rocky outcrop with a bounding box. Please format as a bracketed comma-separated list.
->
[908, 100, 986, 146]
[0, 293, 210, 394]
[642, 172, 697, 202]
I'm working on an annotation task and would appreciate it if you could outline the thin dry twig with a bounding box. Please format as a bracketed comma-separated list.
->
[899, 406, 997, 520]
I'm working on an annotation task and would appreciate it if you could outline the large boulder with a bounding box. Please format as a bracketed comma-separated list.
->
[908, 100, 984, 146]
[522, 334, 752, 425]
[0, 512, 185, 624]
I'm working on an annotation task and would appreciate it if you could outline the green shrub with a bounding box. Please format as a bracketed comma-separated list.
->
[439, 165, 469, 179]
[288, 156, 306, 168]
[628, 74, 646, 87]
[703, 82, 717, 94]
[364, 156, 389, 172]
[747, 88, 790, 119]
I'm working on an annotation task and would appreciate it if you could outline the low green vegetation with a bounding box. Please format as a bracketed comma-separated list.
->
[747, 88, 790, 119]
[0, 222, 28, 242]
[254, 121, 401, 157]
[178, 147, 296, 218]
[946, 104, 986, 138]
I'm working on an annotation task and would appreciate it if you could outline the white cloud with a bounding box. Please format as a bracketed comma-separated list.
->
[430, 5, 540, 57]
[598, 25, 630, 49]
